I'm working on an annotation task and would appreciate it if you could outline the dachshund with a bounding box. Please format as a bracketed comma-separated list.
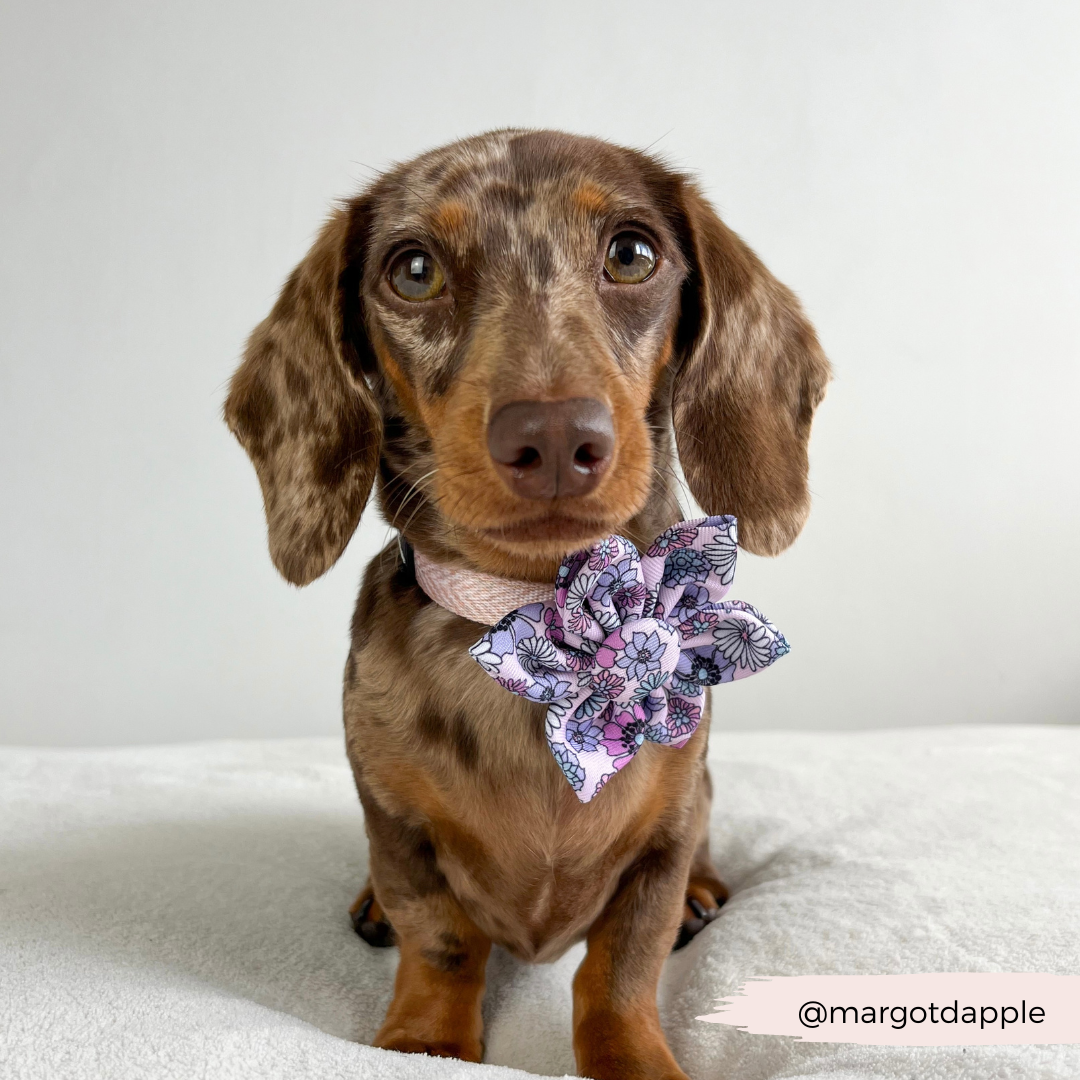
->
[225, 128, 830, 1080]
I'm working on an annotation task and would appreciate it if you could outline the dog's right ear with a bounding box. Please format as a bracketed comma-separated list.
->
[669, 182, 831, 556]
[224, 199, 382, 586]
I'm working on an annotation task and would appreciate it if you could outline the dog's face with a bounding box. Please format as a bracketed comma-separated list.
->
[360, 134, 687, 572]
[226, 130, 830, 585]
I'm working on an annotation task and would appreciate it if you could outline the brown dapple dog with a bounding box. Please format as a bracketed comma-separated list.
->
[225, 129, 829, 1080]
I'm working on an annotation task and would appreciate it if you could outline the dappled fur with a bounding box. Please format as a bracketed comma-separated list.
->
[226, 129, 829, 1080]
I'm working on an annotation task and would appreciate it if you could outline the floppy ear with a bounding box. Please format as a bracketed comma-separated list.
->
[224, 200, 382, 585]
[671, 183, 831, 556]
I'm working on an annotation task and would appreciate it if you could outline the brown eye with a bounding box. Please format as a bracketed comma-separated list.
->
[604, 232, 656, 284]
[389, 249, 445, 301]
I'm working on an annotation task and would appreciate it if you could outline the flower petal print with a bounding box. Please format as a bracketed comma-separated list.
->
[572, 692, 609, 719]
[544, 699, 569, 739]
[661, 547, 710, 587]
[601, 711, 662, 763]
[468, 639, 504, 674]
[523, 671, 573, 702]
[675, 648, 733, 688]
[469, 516, 788, 802]
[564, 715, 604, 753]
[615, 630, 667, 681]
[555, 551, 588, 591]
[646, 523, 699, 556]
[516, 634, 561, 675]
[712, 617, 774, 671]
[491, 607, 541, 647]
[469, 605, 541, 671]
[562, 646, 596, 672]
[629, 669, 672, 703]
[664, 696, 701, 739]
[496, 676, 528, 695]
[587, 669, 626, 699]
[550, 742, 585, 792]
[564, 570, 600, 633]
[670, 583, 710, 626]
[594, 557, 648, 617]
[679, 611, 719, 638]
[702, 521, 738, 585]
[588, 537, 620, 570]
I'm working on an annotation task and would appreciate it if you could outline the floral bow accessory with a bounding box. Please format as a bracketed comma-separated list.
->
[468, 516, 788, 803]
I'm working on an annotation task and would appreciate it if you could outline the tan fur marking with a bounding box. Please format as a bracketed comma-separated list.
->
[429, 199, 470, 242]
[372, 334, 420, 416]
[572, 180, 611, 217]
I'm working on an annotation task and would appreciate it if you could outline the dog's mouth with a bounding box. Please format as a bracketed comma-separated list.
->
[477, 512, 616, 546]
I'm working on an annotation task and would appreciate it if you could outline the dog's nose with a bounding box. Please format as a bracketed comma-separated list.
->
[487, 398, 615, 500]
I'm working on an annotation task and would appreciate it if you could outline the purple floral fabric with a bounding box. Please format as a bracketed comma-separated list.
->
[469, 516, 789, 802]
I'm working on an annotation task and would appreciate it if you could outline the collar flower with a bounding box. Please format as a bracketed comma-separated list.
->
[468, 516, 789, 802]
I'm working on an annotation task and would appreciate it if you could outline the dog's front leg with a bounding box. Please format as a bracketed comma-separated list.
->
[573, 843, 694, 1080]
[374, 892, 491, 1062]
[359, 783, 491, 1062]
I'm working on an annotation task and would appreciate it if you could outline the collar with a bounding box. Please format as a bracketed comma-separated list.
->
[412, 546, 554, 625]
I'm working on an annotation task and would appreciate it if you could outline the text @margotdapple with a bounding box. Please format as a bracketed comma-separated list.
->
[797, 998, 1045, 1031]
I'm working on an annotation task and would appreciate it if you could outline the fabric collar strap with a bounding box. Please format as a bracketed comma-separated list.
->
[413, 547, 554, 625]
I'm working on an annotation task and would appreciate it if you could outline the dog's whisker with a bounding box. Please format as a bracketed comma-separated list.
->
[387, 467, 440, 531]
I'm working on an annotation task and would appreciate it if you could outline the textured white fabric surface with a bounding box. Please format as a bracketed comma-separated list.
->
[1, 727, 1077, 1080]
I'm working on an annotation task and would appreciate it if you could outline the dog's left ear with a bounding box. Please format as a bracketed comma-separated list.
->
[670, 182, 831, 555]
[224, 199, 382, 586]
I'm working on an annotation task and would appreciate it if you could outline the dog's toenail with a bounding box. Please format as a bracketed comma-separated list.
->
[351, 896, 374, 932]
[359, 918, 396, 948]
[673, 925, 692, 951]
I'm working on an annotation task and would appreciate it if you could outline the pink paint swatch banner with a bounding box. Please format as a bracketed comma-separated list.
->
[697, 974, 1080, 1045]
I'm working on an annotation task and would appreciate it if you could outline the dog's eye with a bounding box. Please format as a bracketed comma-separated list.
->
[604, 232, 656, 284]
[389, 250, 445, 301]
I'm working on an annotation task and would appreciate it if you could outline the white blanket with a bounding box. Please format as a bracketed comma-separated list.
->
[1, 727, 1077, 1079]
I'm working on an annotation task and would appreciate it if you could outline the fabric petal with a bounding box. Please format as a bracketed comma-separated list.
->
[710, 600, 789, 676]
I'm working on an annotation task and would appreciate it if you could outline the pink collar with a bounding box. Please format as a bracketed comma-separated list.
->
[413, 547, 554, 625]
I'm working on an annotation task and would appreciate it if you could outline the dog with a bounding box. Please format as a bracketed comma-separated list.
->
[225, 128, 829, 1080]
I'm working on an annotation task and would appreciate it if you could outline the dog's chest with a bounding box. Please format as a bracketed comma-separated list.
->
[419, 756, 667, 960]
[346, 566, 687, 959]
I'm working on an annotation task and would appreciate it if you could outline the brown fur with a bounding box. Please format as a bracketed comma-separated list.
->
[225, 129, 830, 1079]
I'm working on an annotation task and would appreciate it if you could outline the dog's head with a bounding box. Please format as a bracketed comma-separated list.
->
[225, 130, 830, 585]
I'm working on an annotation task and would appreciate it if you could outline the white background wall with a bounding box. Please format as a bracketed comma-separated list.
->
[1, 1, 1077, 746]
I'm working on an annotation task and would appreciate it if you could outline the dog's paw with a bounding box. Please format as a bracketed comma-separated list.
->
[374, 1030, 483, 1062]
[672, 873, 728, 951]
[350, 887, 397, 948]
[575, 1009, 690, 1080]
